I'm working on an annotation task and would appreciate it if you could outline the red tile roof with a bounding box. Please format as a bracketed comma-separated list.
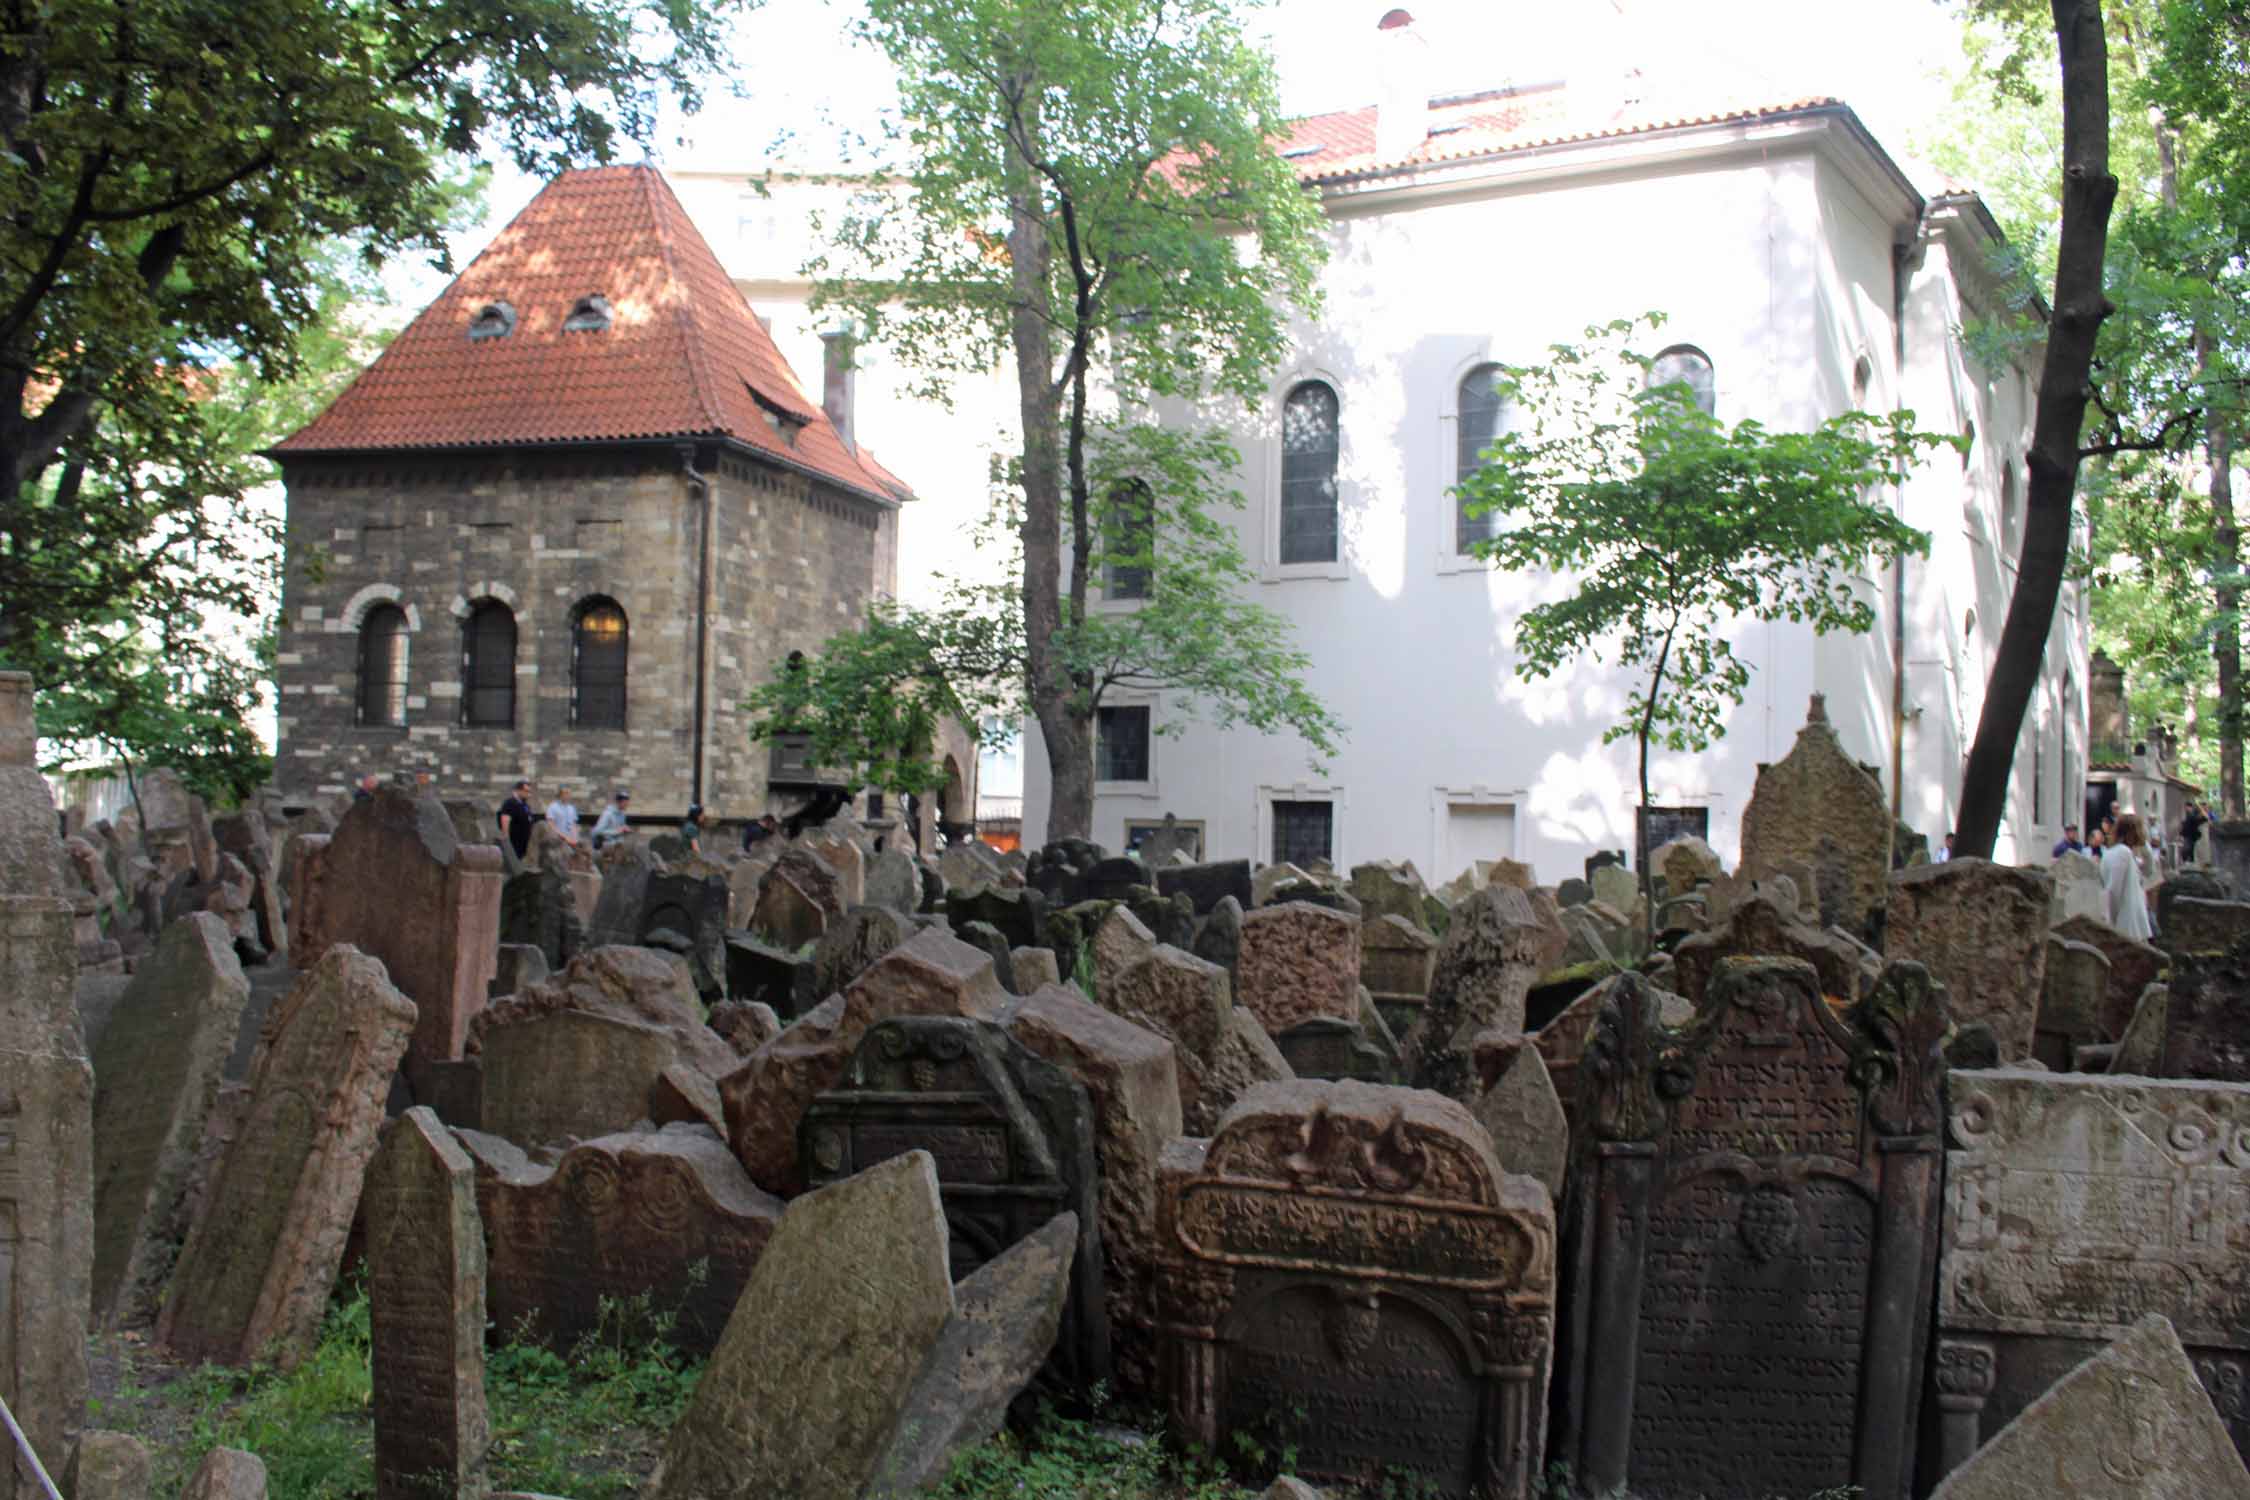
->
[276, 165, 908, 506]
[1278, 80, 1842, 185]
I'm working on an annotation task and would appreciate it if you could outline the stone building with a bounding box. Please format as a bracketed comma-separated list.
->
[271, 165, 927, 825]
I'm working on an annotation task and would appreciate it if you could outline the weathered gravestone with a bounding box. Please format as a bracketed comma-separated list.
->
[1470, 1034, 1567, 1200]
[1235, 902, 1360, 1035]
[2053, 913, 2168, 1038]
[801, 1016, 1108, 1390]
[367, 1107, 488, 1500]
[1737, 693, 1892, 930]
[1360, 913, 1437, 1040]
[946, 884, 1046, 951]
[864, 847, 921, 916]
[749, 848, 844, 950]
[1669, 893, 1871, 1010]
[1408, 884, 1564, 1104]
[1274, 1017, 1392, 1083]
[2168, 897, 2250, 958]
[1885, 857, 2051, 1061]
[1554, 957, 1949, 1500]
[640, 870, 729, 999]
[1156, 859, 1252, 917]
[1929, 1314, 2250, 1500]
[458, 1124, 782, 1355]
[90, 912, 250, 1327]
[63, 1431, 150, 1500]
[2159, 939, 2250, 1081]
[0, 890, 92, 1500]
[288, 787, 503, 1067]
[1155, 1080, 1556, 1500]
[2036, 935, 2112, 1068]
[1933, 1068, 2250, 1480]
[158, 945, 416, 1367]
[499, 865, 583, 973]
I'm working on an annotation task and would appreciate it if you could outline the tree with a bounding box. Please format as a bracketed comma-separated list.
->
[1, 0, 747, 671]
[1455, 316, 1948, 914]
[813, 0, 1336, 840]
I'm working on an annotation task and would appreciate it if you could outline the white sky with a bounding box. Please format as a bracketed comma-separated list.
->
[421, 0, 1973, 290]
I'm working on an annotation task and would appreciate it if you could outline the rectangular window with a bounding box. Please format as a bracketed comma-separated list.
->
[1096, 705, 1151, 783]
[1635, 805, 1710, 875]
[1105, 481, 1154, 600]
[1272, 799, 1333, 868]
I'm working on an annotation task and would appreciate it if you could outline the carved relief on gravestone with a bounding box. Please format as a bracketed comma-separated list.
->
[1933, 1068, 2250, 1480]
[1554, 958, 1948, 1500]
[367, 1108, 488, 1500]
[801, 1016, 1109, 1392]
[1235, 903, 1361, 1035]
[1155, 1080, 1556, 1500]
[457, 1124, 783, 1356]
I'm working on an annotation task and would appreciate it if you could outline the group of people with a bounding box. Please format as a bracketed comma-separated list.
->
[2050, 808, 2180, 943]
[495, 780, 634, 858]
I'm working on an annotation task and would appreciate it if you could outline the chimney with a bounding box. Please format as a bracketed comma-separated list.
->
[821, 327, 856, 454]
[1373, 9, 1431, 163]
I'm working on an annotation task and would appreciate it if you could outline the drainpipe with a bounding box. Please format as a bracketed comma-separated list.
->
[680, 443, 713, 808]
[1888, 220, 1926, 871]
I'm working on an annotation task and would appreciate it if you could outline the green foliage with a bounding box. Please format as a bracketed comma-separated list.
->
[1458, 315, 1947, 808]
[926, 1403, 1258, 1500]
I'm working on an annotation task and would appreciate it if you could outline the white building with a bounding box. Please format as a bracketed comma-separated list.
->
[673, 46, 2085, 884]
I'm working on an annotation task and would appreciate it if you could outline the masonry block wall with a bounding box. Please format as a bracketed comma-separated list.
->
[275, 441, 885, 818]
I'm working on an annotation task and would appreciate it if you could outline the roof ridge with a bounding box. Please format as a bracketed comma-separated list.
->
[640, 165, 732, 438]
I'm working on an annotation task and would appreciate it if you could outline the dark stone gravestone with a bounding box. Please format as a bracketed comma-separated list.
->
[1556, 878, 1592, 908]
[1127, 889, 1195, 950]
[2207, 822, 2250, 897]
[801, 1015, 1109, 1392]
[1274, 1017, 1393, 1083]
[1025, 839, 1104, 908]
[1156, 859, 1253, 918]
[1585, 850, 1626, 882]
[2161, 866, 2233, 931]
[641, 871, 728, 1001]
[1155, 1080, 1556, 1500]
[945, 885, 1047, 953]
[2160, 940, 2250, 1081]
[1079, 856, 1151, 905]
[724, 934, 808, 1019]
[499, 866, 582, 973]
[1930, 1068, 2250, 1486]
[1554, 958, 1948, 1500]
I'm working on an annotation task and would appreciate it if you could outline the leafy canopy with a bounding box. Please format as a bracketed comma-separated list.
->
[1459, 316, 1949, 771]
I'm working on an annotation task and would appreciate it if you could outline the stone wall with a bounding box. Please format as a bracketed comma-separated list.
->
[275, 442, 885, 818]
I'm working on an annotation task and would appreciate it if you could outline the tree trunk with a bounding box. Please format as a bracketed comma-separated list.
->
[1000, 71, 1093, 842]
[1954, 0, 2118, 859]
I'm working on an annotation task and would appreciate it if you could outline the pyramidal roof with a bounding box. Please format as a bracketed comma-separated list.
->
[276, 165, 907, 505]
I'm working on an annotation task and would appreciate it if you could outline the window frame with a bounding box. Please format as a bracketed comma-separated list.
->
[355, 602, 411, 730]
[1101, 478, 1155, 603]
[1258, 781, 1346, 870]
[1437, 352, 1513, 575]
[1647, 343, 1717, 417]
[1094, 699, 1158, 797]
[461, 598, 518, 729]
[1263, 372, 1350, 582]
[570, 596, 629, 731]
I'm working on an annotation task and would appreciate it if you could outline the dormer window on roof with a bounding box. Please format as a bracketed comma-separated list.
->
[1280, 143, 1325, 159]
[563, 294, 613, 332]
[750, 386, 805, 448]
[469, 301, 517, 340]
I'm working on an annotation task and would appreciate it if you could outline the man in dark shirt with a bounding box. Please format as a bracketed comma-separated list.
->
[2052, 823, 2086, 858]
[497, 779, 536, 859]
[2182, 799, 2209, 862]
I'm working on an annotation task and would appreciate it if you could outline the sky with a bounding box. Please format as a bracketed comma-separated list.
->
[415, 0, 1976, 296]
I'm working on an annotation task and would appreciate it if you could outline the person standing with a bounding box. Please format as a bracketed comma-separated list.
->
[353, 772, 380, 802]
[497, 779, 536, 859]
[2103, 812, 2156, 941]
[2181, 799, 2209, 864]
[680, 803, 705, 858]
[2051, 823, 2086, 858]
[1934, 830, 1955, 862]
[590, 788, 630, 850]
[545, 784, 581, 846]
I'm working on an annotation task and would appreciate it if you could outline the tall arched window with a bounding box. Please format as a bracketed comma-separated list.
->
[356, 604, 409, 728]
[462, 599, 517, 727]
[1648, 345, 1716, 416]
[572, 598, 628, 729]
[1105, 480, 1154, 600]
[1456, 363, 1507, 553]
[1280, 380, 1340, 565]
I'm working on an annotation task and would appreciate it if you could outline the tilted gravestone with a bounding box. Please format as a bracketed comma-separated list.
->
[1554, 957, 1949, 1500]
[1360, 912, 1437, 1041]
[1409, 884, 1564, 1104]
[90, 912, 250, 1327]
[1155, 1080, 1556, 1500]
[1932, 1068, 2250, 1481]
[367, 1107, 489, 1500]
[801, 1016, 1108, 1391]
[1885, 857, 2051, 1061]
[158, 945, 417, 1367]
[1156, 858, 1252, 917]
[1235, 902, 1360, 1035]
[2160, 940, 2250, 1081]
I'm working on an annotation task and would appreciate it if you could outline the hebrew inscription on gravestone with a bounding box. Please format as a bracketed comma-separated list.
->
[1933, 1068, 2250, 1481]
[1554, 959, 1948, 1500]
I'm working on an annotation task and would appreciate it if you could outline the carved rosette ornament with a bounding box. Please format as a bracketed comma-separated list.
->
[1933, 1338, 1998, 1412]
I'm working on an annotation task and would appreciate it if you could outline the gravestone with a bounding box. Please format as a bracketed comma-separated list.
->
[750, 848, 844, 950]
[2035, 936, 2111, 1068]
[805, 905, 915, 1012]
[2159, 940, 2250, 1080]
[724, 933, 807, 1019]
[2052, 913, 2168, 1037]
[1589, 862, 1640, 918]
[945, 885, 1046, 952]
[1156, 859, 1252, 917]
[802, 832, 866, 908]
[1650, 835, 1722, 899]
[1928, 1314, 2250, 1499]
[1100, 944, 1283, 1136]
[2114, 981, 2170, 1074]
[289, 786, 503, 1067]
[1078, 856, 1150, 904]
[0, 889, 92, 1500]
[1360, 913, 1437, 1040]
[1670, 894, 1872, 1010]
[1554, 877, 1591, 908]
[1737, 693, 1892, 930]
[1136, 813, 1199, 866]
[1274, 1017, 1390, 1082]
[1346, 861, 1429, 932]
[1408, 885, 1563, 1104]
[490, 942, 548, 999]
[1090, 905, 1157, 1006]
[1885, 858, 2051, 1061]
[1470, 1035, 1567, 1199]
[2050, 853, 2108, 924]
[1155, 1080, 1557, 1500]
[1191, 894, 1242, 985]
[865, 848, 921, 915]
[2160, 865, 2233, 929]
[2166, 897, 2250, 957]
[1235, 902, 1360, 1036]
[801, 1016, 1108, 1390]
[458, 1124, 783, 1355]
[500, 866, 582, 973]
[1554, 957, 1949, 1500]
[1250, 862, 1312, 907]
[367, 1108, 488, 1500]
[158, 945, 417, 1366]
[90, 912, 250, 1326]
[1933, 1069, 2250, 1483]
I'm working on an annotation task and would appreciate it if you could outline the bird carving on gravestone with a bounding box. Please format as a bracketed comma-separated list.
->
[1280, 1103, 1343, 1185]
[1357, 1107, 1427, 1194]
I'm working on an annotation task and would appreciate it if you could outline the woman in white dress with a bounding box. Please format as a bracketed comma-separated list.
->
[2103, 812, 2156, 942]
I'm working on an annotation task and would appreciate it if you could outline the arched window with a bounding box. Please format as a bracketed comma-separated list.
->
[1280, 380, 1340, 565]
[572, 598, 628, 729]
[462, 599, 517, 728]
[1456, 363, 1507, 553]
[1649, 345, 1716, 416]
[1105, 479, 1154, 600]
[356, 604, 409, 728]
